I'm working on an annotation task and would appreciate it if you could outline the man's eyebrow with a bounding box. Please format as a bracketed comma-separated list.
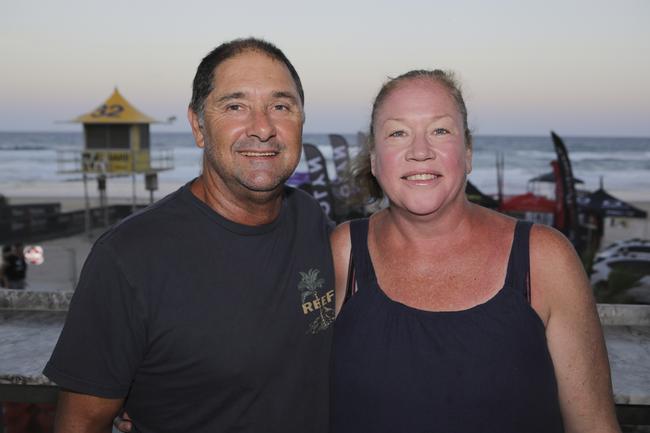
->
[214, 91, 299, 105]
[272, 91, 299, 104]
[215, 92, 246, 104]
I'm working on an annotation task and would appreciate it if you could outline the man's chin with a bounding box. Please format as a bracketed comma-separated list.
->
[239, 177, 289, 195]
[242, 170, 293, 189]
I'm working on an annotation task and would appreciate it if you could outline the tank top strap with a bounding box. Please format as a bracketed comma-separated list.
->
[349, 218, 377, 290]
[503, 220, 534, 303]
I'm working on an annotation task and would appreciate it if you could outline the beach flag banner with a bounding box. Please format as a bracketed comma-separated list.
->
[329, 134, 351, 181]
[551, 160, 566, 229]
[329, 134, 354, 201]
[551, 132, 579, 246]
[303, 143, 334, 218]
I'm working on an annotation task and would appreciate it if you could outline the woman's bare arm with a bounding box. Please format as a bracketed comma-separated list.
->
[530, 225, 620, 433]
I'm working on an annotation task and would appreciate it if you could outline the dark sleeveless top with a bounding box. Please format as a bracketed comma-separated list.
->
[333, 219, 564, 433]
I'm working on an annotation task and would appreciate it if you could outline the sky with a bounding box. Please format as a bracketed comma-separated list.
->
[1, 0, 649, 136]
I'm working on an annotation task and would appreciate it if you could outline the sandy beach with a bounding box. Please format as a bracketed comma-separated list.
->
[2, 178, 648, 294]
[5, 178, 649, 243]
[3, 179, 186, 211]
[600, 200, 650, 245]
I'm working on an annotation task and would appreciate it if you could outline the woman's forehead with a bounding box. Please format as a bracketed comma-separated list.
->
[376, 79, 459, 120]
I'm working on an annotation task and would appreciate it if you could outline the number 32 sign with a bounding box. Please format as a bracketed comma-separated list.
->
[91, 104, 124, 118]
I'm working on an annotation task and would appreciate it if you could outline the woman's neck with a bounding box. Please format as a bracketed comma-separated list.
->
[374, 196, 478, 249]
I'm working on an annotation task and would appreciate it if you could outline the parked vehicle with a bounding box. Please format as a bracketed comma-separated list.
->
[590, 249, 650, 286]
[595, 239, 650, 261]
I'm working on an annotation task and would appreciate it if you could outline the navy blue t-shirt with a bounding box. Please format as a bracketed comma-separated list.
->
[45, 182, 334, 433]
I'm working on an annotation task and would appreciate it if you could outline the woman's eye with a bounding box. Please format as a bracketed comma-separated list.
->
[389, 130, 406, 137]
[433, 128, 449, 135]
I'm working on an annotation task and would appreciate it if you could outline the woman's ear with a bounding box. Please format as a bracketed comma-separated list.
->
[464, 146, 472, 175]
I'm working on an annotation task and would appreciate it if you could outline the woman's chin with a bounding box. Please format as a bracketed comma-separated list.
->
[390, 200, 444, 218]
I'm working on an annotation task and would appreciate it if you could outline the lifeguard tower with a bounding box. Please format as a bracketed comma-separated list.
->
[58, 88, 174, 232]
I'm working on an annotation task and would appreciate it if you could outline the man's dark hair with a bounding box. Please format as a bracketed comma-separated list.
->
[189, 38, 304, 121]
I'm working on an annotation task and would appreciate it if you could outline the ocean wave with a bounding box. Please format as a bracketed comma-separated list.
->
[0, 145, 51, 151]
[569, 151, 650, 162]
[2, 133, 649, 195]
[511, 150, 557, 159]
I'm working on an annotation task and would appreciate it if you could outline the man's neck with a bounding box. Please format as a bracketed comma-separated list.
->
[190, 175, 284, 226]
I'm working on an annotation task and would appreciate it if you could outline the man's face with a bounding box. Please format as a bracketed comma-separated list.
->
[189, 50, 303, 201]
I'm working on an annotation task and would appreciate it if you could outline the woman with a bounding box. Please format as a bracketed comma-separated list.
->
[331, 70, 620, 432]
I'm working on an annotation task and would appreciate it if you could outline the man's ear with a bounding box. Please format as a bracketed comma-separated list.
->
[188, 108, 205, 149]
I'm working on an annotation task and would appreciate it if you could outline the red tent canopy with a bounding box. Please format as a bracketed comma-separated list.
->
[500, 193, 555, 213]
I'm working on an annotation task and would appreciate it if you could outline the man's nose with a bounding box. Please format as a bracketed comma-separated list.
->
[246, 109, 276, 141]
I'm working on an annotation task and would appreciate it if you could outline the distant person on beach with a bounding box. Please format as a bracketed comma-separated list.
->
[331, 70, 621, 432]
[1, 243, 27, 290]
[44, 38, 333, 433]
[0, 245, 8, 287]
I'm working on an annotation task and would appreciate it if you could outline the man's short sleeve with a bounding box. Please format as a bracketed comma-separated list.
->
[43, 241, 147, 398]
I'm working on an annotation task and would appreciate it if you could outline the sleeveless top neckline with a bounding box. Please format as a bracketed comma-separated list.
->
[346, 218, 539, 318]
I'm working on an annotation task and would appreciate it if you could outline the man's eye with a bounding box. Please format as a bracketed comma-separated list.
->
[274, 104, 290, 111]
[433, 128, 449, 135]
[226, 104, 242, 111]
[389, 130, 406, 137]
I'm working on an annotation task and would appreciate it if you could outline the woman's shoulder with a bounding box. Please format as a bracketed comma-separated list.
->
[529, 223, 577, 264]
[528, 222, 592, 322]
[471, 204, 574, 256]
[331, 221, 350, 245]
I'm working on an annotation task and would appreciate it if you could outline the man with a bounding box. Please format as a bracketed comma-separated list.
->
[44, 38, 335, 433]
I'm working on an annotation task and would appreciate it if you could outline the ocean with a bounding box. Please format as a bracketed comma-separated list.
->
[0, 132, 649, 201]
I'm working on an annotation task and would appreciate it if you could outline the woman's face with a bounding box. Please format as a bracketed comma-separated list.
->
[371, 78, 472, 217]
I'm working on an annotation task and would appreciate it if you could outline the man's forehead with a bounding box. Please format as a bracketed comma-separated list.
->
[210, 51, 299, 97]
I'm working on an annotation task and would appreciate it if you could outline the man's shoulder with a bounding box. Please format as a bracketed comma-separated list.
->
[284, 186, 327, 218]
[284, 186, 333, 231]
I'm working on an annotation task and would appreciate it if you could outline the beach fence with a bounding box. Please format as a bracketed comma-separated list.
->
[1, 203, 144, 292]
[0, 203, 140, 245]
